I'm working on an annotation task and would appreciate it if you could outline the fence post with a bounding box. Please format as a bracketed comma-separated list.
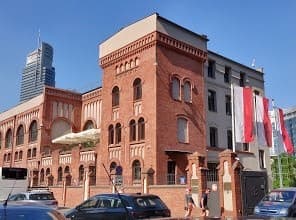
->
[218, 149, 244, 217]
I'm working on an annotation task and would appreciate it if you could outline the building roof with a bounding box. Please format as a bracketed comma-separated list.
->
[99, 13, 208, 58]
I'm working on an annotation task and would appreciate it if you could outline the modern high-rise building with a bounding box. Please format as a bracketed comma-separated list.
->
[284, 107, 296, 150]
[20, 42, 55, 102]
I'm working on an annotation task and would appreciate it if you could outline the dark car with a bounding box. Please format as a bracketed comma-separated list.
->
[0, 202, 65, 220]
[254, 187, 296, 217]
[64, 193, 171, 220]
[8, 189, 58, 209]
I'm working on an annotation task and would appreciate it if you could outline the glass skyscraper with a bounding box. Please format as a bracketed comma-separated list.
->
[20, 42, 55, 102]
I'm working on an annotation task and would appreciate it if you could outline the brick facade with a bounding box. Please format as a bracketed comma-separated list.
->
[0, 13, 267, 217]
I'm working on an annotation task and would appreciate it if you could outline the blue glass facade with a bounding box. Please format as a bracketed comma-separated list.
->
[20, 42, 55, 102]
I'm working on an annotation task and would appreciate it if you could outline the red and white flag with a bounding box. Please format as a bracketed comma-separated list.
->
[275, 108, 294, 154]
[233, 85, 254, 143]
[255, 96, 272, 147]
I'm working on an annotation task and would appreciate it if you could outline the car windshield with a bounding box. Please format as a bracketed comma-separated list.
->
[262, 191, 295, 203]
[133, 196, 166, 209]
[29, 193, 55, 200]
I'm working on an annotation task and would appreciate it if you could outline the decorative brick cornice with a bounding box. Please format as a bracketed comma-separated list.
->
[82, 89, 102, 102]
[99, 31, 207, 68]
[45, 87, 81, 101]
[156, 32, 207, 62]
[100, 32, 157, 68]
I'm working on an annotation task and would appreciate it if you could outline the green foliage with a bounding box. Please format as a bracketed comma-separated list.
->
[271, 154, 296, 188]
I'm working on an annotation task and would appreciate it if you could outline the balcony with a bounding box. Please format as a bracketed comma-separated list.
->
[41, 156, 52, 167]
[80, 150, 96, 162]
[109, 146, 121, 160]
[59, 154, 72, 165]
[28, 159, 39, 169]
[130, 143, 145, 159]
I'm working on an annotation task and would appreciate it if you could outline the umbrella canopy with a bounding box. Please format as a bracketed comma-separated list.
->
[52, 128, 100, 145]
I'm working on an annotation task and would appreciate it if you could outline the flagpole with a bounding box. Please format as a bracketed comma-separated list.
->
[272, 99, 283, 188]
[231, 84, 236, 152]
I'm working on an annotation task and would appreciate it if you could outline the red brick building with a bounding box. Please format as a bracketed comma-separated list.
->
[0, 13, 269, 217]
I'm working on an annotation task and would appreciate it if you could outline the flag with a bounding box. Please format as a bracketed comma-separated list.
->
[255, 96, 272, 147]
[276, 108, 294, 154]
[233, 85, 254, 143]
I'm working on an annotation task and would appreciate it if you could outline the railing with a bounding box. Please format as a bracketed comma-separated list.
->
[206, 169, 218, 182]
[59, 154, 72, 165]
[166, 174, 187, 185]
[80, 151, 96, 162]
[41, 156, 52, 166]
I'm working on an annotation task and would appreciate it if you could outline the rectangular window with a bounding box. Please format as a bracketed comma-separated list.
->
[227, 130, 233, 150]
[243, 143, 249, 152]
[225, 95, 231, 115]
[177, 118, 188, 143]
[167, 161, 176, 185]
[208, 60, 216, 78]
[208, 90, 217, 112]
[224, 66, 231, 83]
[240, 72, 245, 87]
[259, 150, 265, 169]
[210, 127, 218, 147]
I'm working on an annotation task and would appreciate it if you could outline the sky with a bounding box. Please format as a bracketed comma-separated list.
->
[0, 0, 295, 113]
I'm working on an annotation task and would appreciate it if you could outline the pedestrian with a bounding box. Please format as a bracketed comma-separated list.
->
[200, 188, 211, 217]
[184, 187, 196, 218]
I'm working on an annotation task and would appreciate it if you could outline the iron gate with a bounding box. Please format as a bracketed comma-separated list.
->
[241, 171, 268, 216]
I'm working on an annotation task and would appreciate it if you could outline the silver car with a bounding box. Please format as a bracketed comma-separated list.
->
[8, 190, 58, 209]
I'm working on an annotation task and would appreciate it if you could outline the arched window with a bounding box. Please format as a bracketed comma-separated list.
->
[29, 121, 38, 142]
[125, 62, 130, 70]
[16, 125, 24, 145]
[110, 162, 117, 172]
[83, 120, 94, 130]
[130, 59, 135, 68]
[27, 149, 32, 159]
[115, 123, 121, 144]
[120, 64, 124, 72]
[138, 118, 145, 140]
[4, 154, 7, 162]
[112, 86, 120, 107]
[135, 57, 139, 66]
[129, 120, 136, 141]
[183, 81, 192, 102]
[40, 169, 45, 183]
[46, 168, 51, 176]
[14, 151, 18, 161]
[79, 165, 84, 182]
[57, 167, 63, 182]
[64, 166, 70, 174]
[132, 160, 141, 182]
[32, 148, 37, 158]
[19, 151, 23, 160]
[108, 125, 114, 145]
[5, 129, 12, 148]
[133, 78, 142, 101]
[172, 77, 181, 100]
[7, 153, 11, 161]
[177, 118, 188, 143]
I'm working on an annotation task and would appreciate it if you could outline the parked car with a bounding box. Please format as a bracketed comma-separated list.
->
[254, 187, 296, 217]
[0, 202, 65, 220]
[64, 193, 171, 220]
[8, 188, 58, 209]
